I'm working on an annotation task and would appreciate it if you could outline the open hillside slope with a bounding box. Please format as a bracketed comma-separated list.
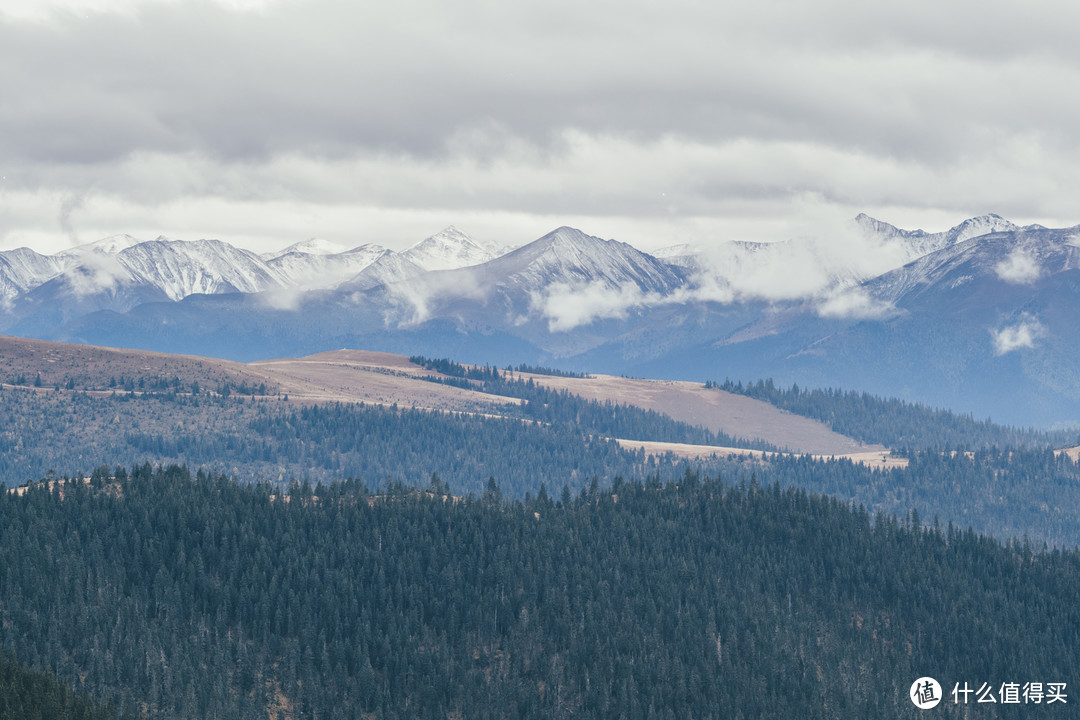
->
[0, 335, 873, 457]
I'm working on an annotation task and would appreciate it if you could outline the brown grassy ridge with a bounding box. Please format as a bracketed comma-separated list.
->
[0, 335, 883, 460]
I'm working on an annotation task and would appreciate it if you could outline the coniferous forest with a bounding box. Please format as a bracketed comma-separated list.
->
[0, 465, 1077, 719]
[0, 652, 132, 720]
[4, 382, 1080, 547]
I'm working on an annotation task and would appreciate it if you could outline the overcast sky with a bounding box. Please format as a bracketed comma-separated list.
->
[2, 0, 1078, 255]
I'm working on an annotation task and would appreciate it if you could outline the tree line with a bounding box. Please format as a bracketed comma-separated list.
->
[712, 378, 1075, 449]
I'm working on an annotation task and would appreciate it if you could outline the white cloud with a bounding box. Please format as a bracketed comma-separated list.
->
[991, 315, 1047, 355]
[256, 287, 306, 311]
[64, 253, 129, 297]
[815, 287, 896, 319]
[994, 247, 1042, 284]
[531, 281, 672, 332]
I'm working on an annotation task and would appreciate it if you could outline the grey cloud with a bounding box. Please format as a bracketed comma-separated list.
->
[4, 0, 1079, 168]
[57, 192, 86, 245]
[3, 0, 1080, 253]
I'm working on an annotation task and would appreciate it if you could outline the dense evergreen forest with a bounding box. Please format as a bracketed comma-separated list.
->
[714, 378, 1077, 449]
[0, 653, 130, 720]
[0, 387, 665, 496]
[715, 448, 1080, 548]
[0, 465, 1076, 719]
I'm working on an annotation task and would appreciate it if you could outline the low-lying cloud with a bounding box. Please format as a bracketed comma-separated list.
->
[991, 314, 1047, 355]
[815, 287, 896, 319]
[532, 281, 671, 332]
[377, 267, 490, 327]
[65, 253, 129, 297]
[994, 247, 1042, 284]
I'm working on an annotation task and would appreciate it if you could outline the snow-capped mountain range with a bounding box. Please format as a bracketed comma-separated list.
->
[0, 215, 1044, 310]
[2, 214, 1078, 426]
[0, 226, 498, 308]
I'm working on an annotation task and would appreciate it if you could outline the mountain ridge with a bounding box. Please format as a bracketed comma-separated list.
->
[2, 214, 1077, 426]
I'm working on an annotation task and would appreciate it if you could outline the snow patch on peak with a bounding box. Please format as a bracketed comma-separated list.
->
[0, 247, 66, 303]
[652, 243, 704, 270]
[344, 252, 426, 292]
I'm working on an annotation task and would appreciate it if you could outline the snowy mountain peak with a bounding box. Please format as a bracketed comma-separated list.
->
[651, 243, 696, 259]
[342, 251, 425, 291]
[855, 213, 1018, 246]
[59, 234, 143, 257]
[651, 243, 702, 270]
[401, 227, 494, 271]
[273, 238, 351, 258]
[853, 214, 915, 240]
[479, 226, 685, 298]
[110, 237, 283, 301]
[430, 225, 469, 242]
[855, 213, 1022, 268]
[540, 226, 595, 245]
[945, 214, 1018, 244]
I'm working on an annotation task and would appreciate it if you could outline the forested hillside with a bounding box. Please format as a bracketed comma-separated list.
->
[0, 387, 664, 497]
[6, 381, 1080, 547]
[0, 653, 130, 720]
[0, 466, 1076, 719]
[715, 379, 1076, 449]
[714, 449, 1080, 548]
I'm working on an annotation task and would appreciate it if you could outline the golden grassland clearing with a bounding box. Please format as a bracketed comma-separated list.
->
[250, 351, 522, 412]
[0, 334, 276, 394]
[515, 371, 883, 456]
[2, 335, 881, 460]
[252, 352, 884, 456]
[1057, 446, 1080, 462]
